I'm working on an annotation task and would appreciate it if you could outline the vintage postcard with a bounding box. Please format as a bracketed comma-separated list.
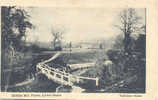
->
[0, 0, 157, 100]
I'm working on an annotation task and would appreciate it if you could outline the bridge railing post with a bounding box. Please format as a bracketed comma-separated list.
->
[61, 74, 64, 84]
[96, 77, 99, 86]
[47, 70, 51, 79]
[54, 72, 56, 79]
[68, 75, 71, 85]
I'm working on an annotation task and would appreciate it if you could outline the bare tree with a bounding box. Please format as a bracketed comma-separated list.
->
[115, 8, 143, 54]
[51, 27, 65, 50]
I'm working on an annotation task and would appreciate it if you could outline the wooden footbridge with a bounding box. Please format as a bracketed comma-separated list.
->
[36, 52, 99, 86]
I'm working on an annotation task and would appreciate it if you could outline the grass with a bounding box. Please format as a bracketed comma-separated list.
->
[60, 49, 108, 64]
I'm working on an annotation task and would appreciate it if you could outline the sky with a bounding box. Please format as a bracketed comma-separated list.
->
[25, 7, 145, 43]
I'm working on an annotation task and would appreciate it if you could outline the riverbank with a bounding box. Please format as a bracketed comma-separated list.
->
[7, 74, 60, 92]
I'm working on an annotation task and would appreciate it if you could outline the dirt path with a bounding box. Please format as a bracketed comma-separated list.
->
[15, 75, 35, 87]
[8, 74, 35, 88]
[41, 52, 61, 64]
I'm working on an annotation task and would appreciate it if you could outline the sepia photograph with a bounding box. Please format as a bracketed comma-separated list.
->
[1, 7, 146, 93]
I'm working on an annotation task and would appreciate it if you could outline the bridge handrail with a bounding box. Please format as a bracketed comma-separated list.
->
[37, 63, 98, 81]
[37, 63, 70, 76]
[37, 63, 71, 77]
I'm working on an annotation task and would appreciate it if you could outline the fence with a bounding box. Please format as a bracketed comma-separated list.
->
[36, 63, 99, 86]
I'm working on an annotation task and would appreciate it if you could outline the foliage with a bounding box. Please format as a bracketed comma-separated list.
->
[105, 33, 146, 92]
[112, 34, 124, 50]
[1, 6, 34, 68]
[2, 6, 33, 51]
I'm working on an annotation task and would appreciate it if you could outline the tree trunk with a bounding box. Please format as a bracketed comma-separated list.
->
[124, 33, 131, 54]
[4, 45, 15, 92]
